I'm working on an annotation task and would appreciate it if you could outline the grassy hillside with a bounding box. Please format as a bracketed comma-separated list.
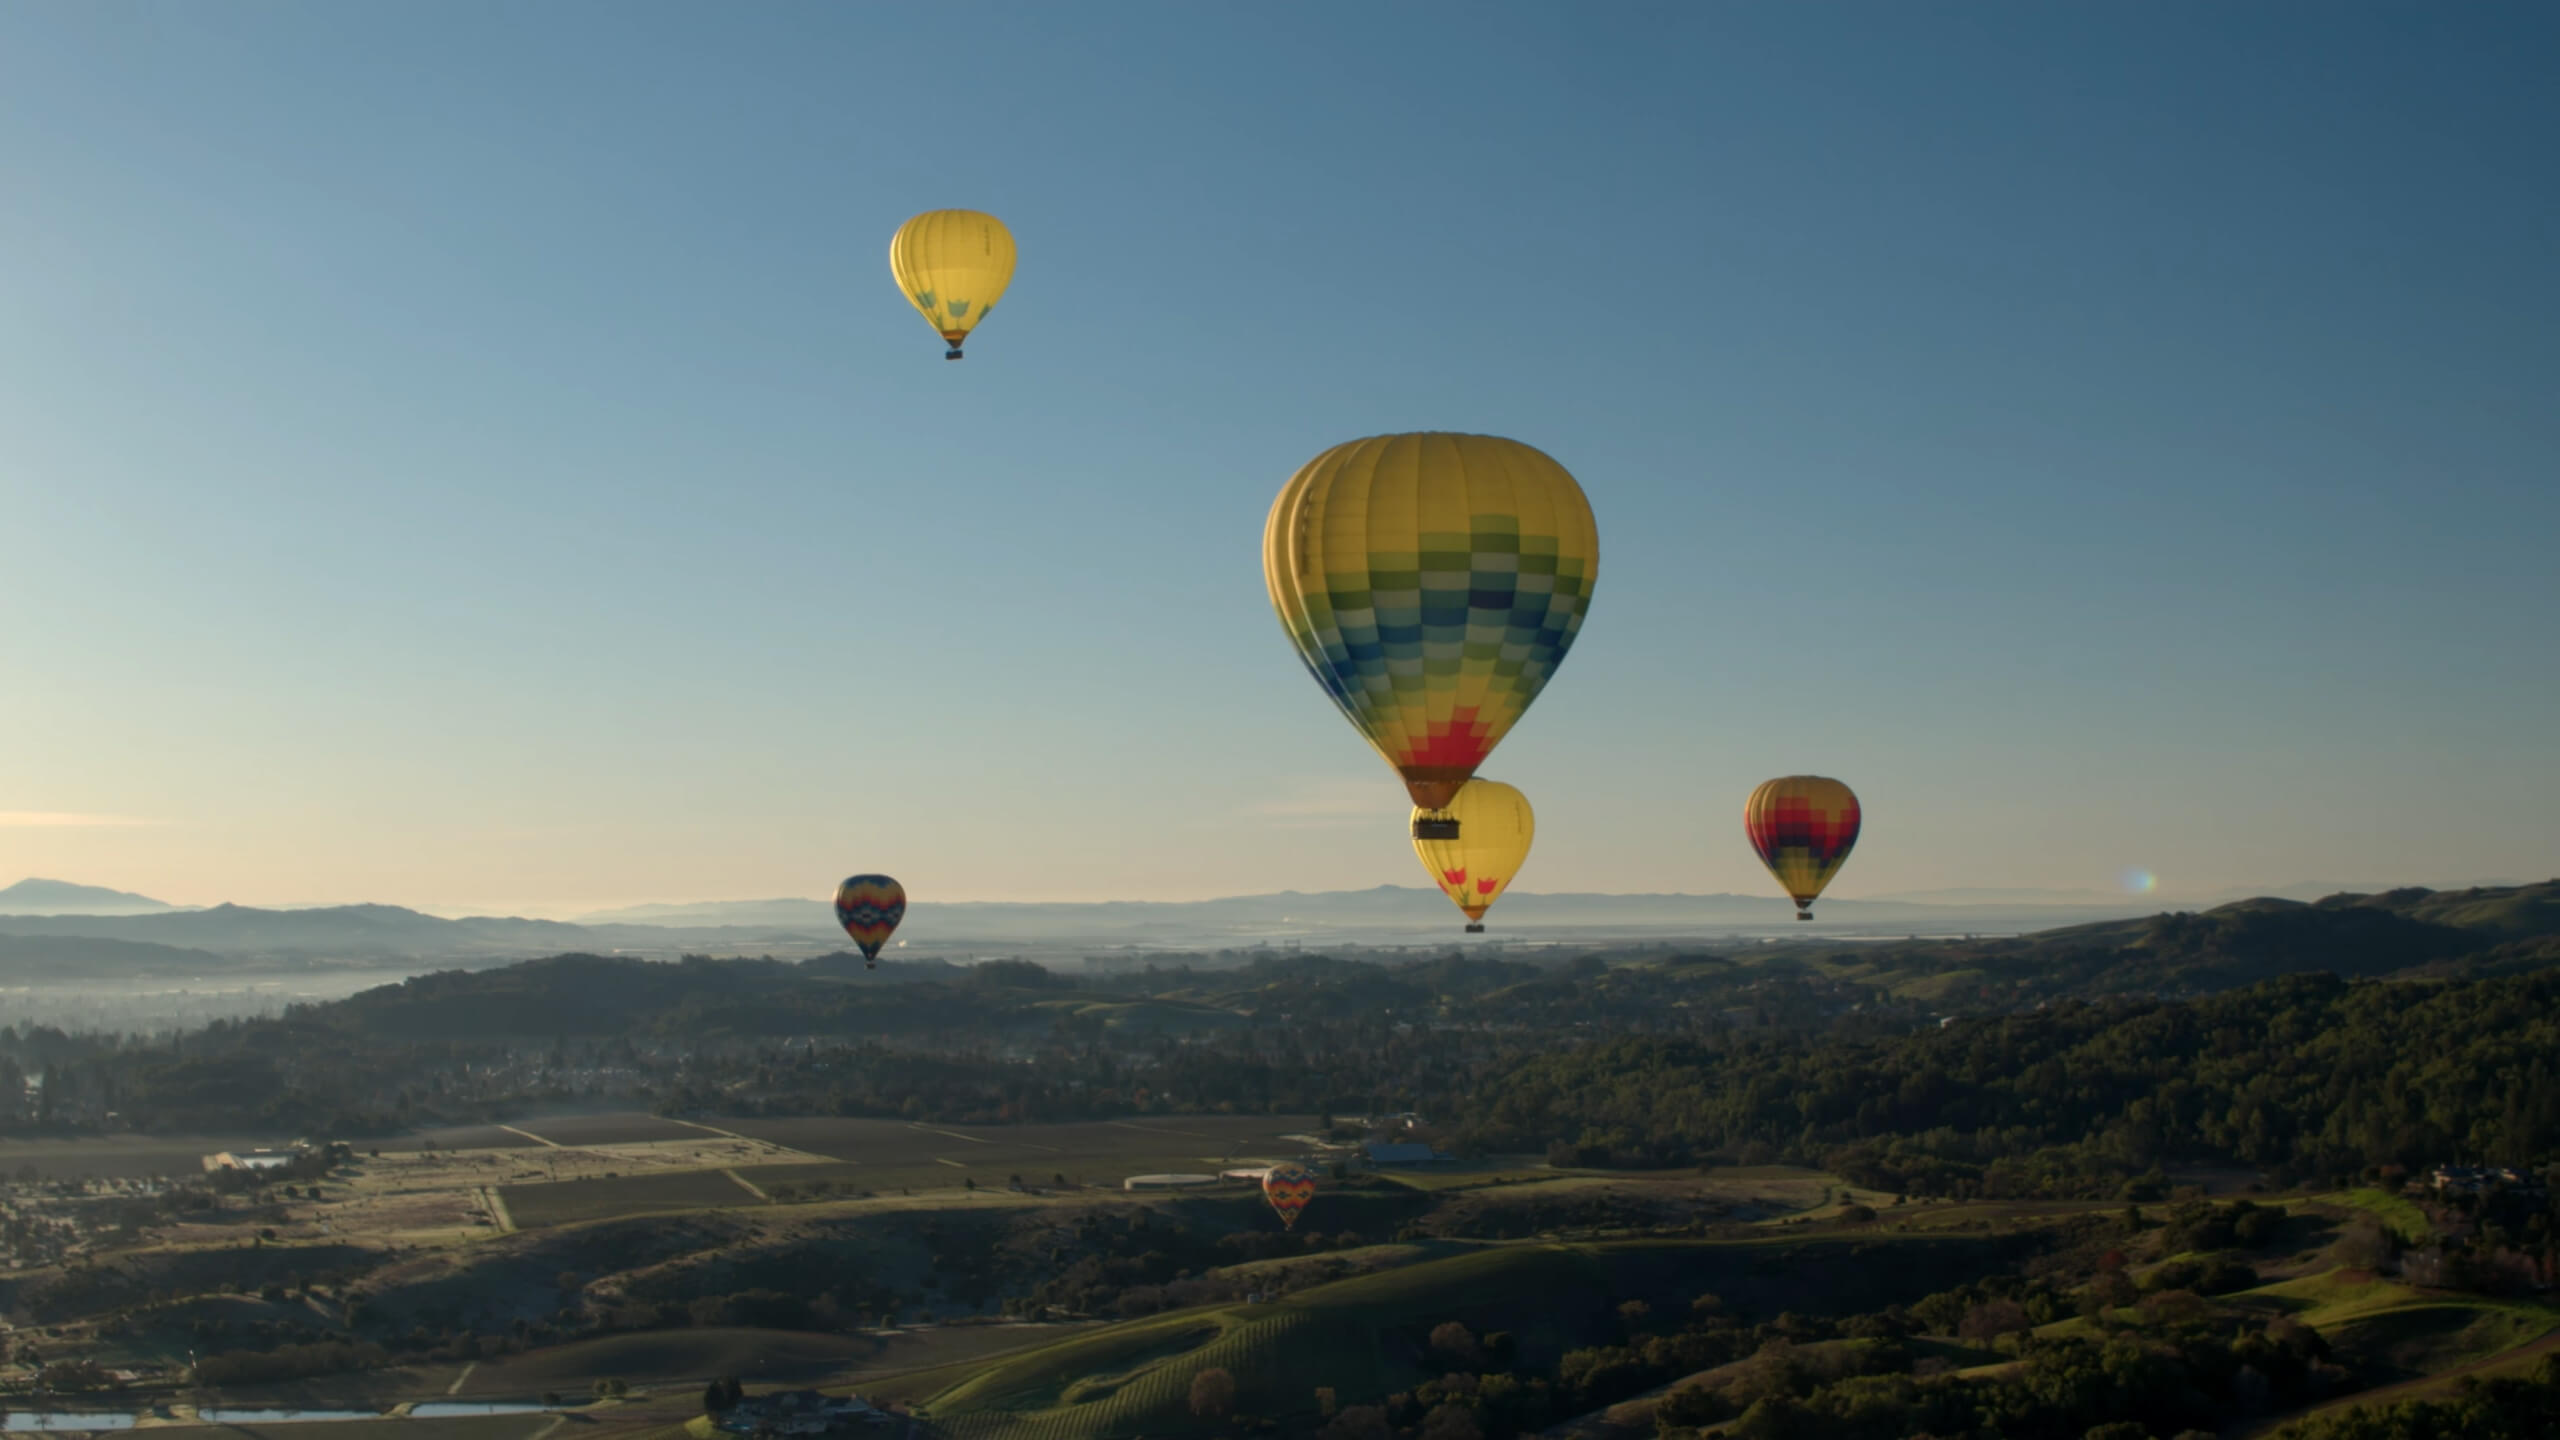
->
[883, 1230, 2034, 1440]
[2319, 1188, 2435, 1246]
[2349, 881, 2560, 940]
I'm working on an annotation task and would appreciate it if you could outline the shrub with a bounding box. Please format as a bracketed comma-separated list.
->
[1189, 1366, 1236, 1419]
[1324, 1407, 1393, 1440]
[1958, 1299, 2032, 1341]
[1430, 1321, 1481, 1366]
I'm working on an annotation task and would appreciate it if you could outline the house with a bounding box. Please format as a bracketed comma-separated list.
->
[202, 1147, 304, 1174]
[1362, 1141, 1439, 1166]
[713, 1390, 886, 1435]
[1351, 1111, 1427, 1131]
[2430, 1164, 2538, 1196]
[2434, 1165, 2490, 1195]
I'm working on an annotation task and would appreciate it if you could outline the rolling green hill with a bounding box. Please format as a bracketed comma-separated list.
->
[880, 1232, 2035, 1439]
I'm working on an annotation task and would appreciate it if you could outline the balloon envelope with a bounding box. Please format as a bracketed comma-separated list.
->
[1264, 433, 1599, 810]
[1411, 778, 1535, 928]
[890, 210, 1016, 358]
[834, 874, 908, 966]
[1744, 777, 1861, 919]
[1262, 1163, 1319, 1230]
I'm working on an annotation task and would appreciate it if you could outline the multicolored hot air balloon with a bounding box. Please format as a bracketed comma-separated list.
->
[890, 210, 1016, 360]
[1262, 1163, 1318, 1230]
[834, 874, 907, 968]
[1411, 778, 1535, 933]
[1265, 433, 1599, 811]
[1745, 777, 1861, 921]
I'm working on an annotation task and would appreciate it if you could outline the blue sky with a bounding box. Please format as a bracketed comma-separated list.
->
[3, 2, 2553, 912]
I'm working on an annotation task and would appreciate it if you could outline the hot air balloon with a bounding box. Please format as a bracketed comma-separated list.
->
[1262, 1163, 1318, 1230]
[1265, 433, 1599, 811]
[1745, 777, 1861, 921]
[834, 874, 907, 968]
[1411, 778, 1534, 933]
[890, 210, 1016, 359]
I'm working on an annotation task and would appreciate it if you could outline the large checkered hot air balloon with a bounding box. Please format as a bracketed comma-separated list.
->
[1262, 1164, 1319, 1231]
[1745, 777, 1861, 921]
[1410, 779, 1535, 933]
[1265, 433, 1599, 811]
[890, 210, 1015, 360]
[833, 874, 907, 969]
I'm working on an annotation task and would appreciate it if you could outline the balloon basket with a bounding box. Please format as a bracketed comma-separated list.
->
[944, 348, 965, 360]
[1464, 923, 1485, 933]
[1413, 816, 1461, 841]
[1795, 912, 1812, 922]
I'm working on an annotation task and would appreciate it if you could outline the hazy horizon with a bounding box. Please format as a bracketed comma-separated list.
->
[2, 869, 2539, 923]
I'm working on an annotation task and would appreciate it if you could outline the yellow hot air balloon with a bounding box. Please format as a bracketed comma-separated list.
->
[1745, 776, 1862, 921]
[889, 210, 1016, 359]
[1265, 433, 1600, 811]
[1411, 778, 1535, 933]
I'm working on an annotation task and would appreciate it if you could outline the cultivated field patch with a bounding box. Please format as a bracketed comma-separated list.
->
[500, 1170, 764, 1228]
[376, 1124, 547, 1153]
[716, 1115, 1321, 1171]
[128, 1415, 557, 1440]
[0, 1133, 280, 1181]
[455, 1327, 888, 1392]
[697, 1116, 1328, 1201]
[2321, 1187, 2434, 1246]
[509, 1114, 716, 1148]
[2322, 1301, 2560, 1379]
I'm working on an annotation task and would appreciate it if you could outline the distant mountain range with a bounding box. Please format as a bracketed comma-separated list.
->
[2, 877, 2545, 975]
[574, 886, 2161, 941]
[1858, 879, 2522, 907]
[0, 903, 675, 965]
[1860, 887, 2159, 907]
[0, 877, 186, 916]
[576, 898, 828, 927]
[0, 933, 231, 979]
[194, 881, 2560, 1054]
[0, 884, 2156, 969]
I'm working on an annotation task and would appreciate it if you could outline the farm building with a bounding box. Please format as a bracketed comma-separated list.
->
[1122, 1173, 1220, 1191]
[711, 1390, 886, 1435]
[202, 1146, 305, 1173]
[1349, 1111, 1428, 1131]
[2431, 1164, 2537, 1195]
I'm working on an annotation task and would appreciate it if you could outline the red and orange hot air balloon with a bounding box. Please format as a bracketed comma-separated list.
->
[1262, 1164, 1318, 1230]
[834, 874, 907, 968]
[1745, 777, 1861, 921]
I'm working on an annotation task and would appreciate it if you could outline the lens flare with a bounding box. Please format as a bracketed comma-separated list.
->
[2121, 868, 2158, 895]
